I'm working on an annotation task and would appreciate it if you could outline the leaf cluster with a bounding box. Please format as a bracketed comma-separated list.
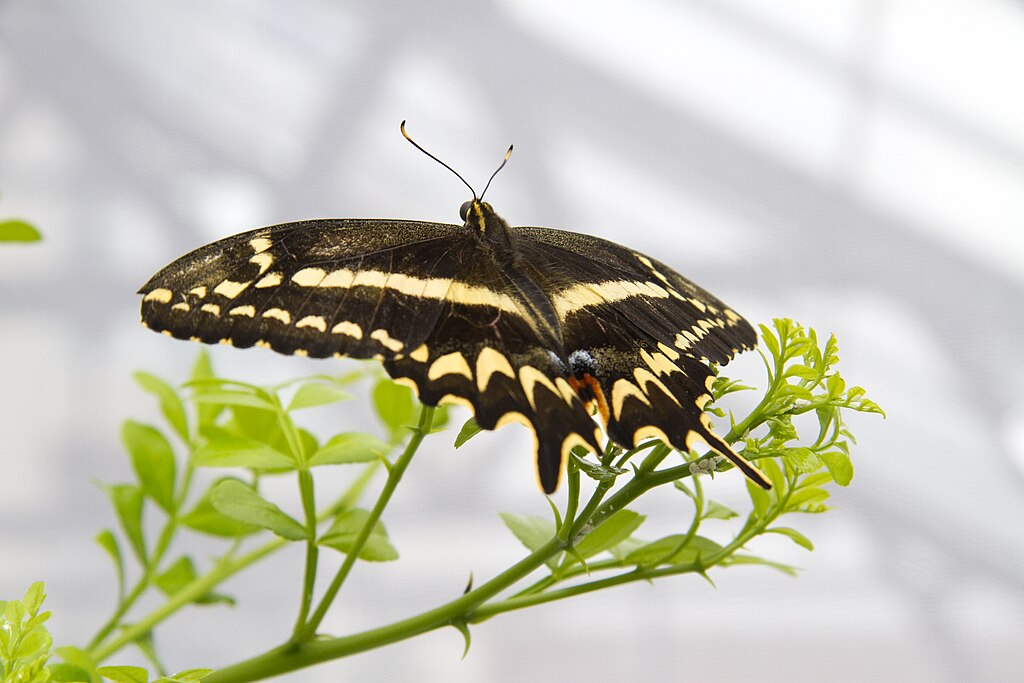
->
[12, 319, 880, 683]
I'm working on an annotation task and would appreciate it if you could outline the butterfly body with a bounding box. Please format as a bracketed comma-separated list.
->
[140, 199, 768, 492]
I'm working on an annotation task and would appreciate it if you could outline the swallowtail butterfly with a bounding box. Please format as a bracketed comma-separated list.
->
[139, 123, 770, 493]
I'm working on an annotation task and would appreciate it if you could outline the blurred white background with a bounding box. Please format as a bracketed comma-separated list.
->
[2, 1, 1023, 681]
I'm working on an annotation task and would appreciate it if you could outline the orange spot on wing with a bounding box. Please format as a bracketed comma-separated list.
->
[569, 374, 610, 426]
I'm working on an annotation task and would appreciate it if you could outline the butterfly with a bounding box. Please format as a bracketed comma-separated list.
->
[139, 123, 769, 493]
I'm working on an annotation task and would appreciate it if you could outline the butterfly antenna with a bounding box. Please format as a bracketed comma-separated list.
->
[479, 144, 513, 201]
[401, 121, 477, 199]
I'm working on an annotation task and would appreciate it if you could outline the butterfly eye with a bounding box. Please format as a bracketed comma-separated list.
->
[459, 200, 472, 222]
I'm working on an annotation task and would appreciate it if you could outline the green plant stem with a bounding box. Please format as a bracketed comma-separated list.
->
[291, 469, 319, 637]
[87, 460, 381, 662]
[90, 539, 283, 662]
[295, 404, 436, 641]
[202, 536, 565, 683]
[86, 512, 180, 652]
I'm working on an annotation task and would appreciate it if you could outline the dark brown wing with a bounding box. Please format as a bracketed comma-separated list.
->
[139, 218, 601, 492]
[514, 226, 769, 488]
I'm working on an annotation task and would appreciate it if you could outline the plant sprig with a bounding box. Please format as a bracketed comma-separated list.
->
[7, 318, 880, 682]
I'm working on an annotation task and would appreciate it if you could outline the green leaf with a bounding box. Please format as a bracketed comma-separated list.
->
[758, 323, 780, 360]
[228, 404, 287, 450]
[192, 390, 276, 411]
[308, 432, 391, 466]
[781, 447, 821, 474]
[193, 427, 295, 470]
[53, 646, 101, 682]
[767, 526, 814, 551]
[132, 371, 189, 442]
[819, 450, 854, 486]
[23, 582, 45, 615]
[784, 364, 820, 381]
[154, 557, 234, 606]
[703, 500, 739, 520]
[372, 379, 416, 439]
[190, 352, 223, 428]
[499, 513, 559, 569]
[106, 484, 146, 564]
[286, 382, 352, 411]
[95, 530, 125, 598]
[166, 669, 215, 682]
[97, 665, 148, 683]
[0, 219, 41, 242]
[121, 421, 177, 513]
[625, 534, 723, 567]
[785, 486, 831, 512]
[567, 510, 645, 565]
[319, 509, 399, 562]
[745, 477, 771, 519]
[209, 480, 306, 540]
[180, 479, 262, 538]
[453, 417, 482, 448]
[49, 662, 95, 682]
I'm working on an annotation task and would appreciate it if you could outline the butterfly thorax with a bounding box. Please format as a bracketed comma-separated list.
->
[463, 200, 566, 353]
[465, 200, 518, 265]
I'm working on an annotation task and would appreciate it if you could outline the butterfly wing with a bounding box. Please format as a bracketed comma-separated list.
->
[514, 227, 769, 487]
[139, 218, 602, 492]
[139, 219, 470, 359]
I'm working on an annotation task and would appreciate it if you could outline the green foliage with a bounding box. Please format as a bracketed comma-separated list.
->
[6, 319, 880, 683]
[0, 220, 41, 242]
[1, 583, 53, 683]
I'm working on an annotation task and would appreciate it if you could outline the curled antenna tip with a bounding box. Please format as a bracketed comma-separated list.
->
[400, 121, 476, 198]
[480, 143, 514, 201]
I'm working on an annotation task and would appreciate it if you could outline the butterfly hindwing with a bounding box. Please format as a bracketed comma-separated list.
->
[512, 227, 768, 487]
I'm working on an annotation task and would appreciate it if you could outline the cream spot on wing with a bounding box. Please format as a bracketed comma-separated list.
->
[188, 286, 208, 298]
[438, 394, 473, 409]
[255, 273, 283, 288]
[640, 348, 681, 377]
[633, 425, 670, 446]
[674, 333, 693, 350]
[249, 237, 272, 253]
[219, 338, 233, 346]
[144, 288, 173, 303]
[657, 342, 680, 361]
[262, 308, 291, 324]
[255, 340, 271, 349]
[200, 303, 221, 316]
[561, 431, 597, 459]
[229, 305, 256, 317]
[249, 252, 274, 275]
[495, 411, 531, 429]
[689, 298, 707, 313]
[518, 365, 558, 411]
[294, 349, 309, 357]
[171, 302, 190, 312]
[408, 344, 429, 363]
[296, 315, 327, 332]
[370, 328, 404, 352]
[214, 279, 250, 299]
[292, 268, 327, 287]
[475, 347, 516, 392]
[552, 279, 671, 316]
[331, 321, 363, 339]
[428, 352, 473, 381]
[321, 269, 356, 288]
[611, 378, 651, 420]
[633, 367, 679, 405]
